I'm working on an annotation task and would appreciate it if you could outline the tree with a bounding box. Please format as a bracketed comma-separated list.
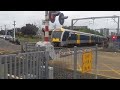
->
[0, 30, 5, 35]
[21, 24, 39, 36]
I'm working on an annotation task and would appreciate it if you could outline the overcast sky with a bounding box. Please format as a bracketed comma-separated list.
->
[0, 11, 120, 31]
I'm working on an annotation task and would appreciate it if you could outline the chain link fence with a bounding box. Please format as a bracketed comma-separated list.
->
[48, 45, 109, 79]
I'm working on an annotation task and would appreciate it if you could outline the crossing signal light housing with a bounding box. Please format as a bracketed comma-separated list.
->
[49, 11, 60, 23]
[59, 13, 68, 25]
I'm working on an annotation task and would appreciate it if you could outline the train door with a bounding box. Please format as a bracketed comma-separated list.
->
[89, 36, 92, 44]
[77, 34, 80, 45]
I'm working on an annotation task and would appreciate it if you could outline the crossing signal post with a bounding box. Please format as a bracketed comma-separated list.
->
[44, 11, 49, 42]
[36, 11, 68, 61]
[44, 11, 68, 42]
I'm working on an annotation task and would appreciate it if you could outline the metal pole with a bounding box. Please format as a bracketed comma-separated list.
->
[118, 17, 120, 50]
[73, 46, 77, 79]
[45, 51, 49, 79]
[0, 26, 2, 31]
[71, 19, 73, 29]
[118, 17, 119, 35]
[13, 21, 16, 41]
[95, 44, 98, 79]
[5, 25, 7, 36]
[44, 11, 49, 42]
[73, 15, 119, 21]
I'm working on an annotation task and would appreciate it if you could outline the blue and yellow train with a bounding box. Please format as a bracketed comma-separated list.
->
[51, 28, 105, 47]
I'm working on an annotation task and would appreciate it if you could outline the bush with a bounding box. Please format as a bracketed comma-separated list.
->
[21, 24, 38, 36]
[24, 35, 29, 38]
[9, 38, 20, 45]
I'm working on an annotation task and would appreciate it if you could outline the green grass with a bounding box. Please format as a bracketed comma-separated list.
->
[16, 36, 42, 43]
[0, 49, 18, 55]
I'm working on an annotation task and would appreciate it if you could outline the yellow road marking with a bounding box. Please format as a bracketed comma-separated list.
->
[97, 70, 120, 72]
[77, 65, 82, 71]
[98, 70, 114, 71]
[102, 64, 120, 76]
[67, 66, 120, 79]
[91, 68, 120, 72]
[88, 72, 120, 79]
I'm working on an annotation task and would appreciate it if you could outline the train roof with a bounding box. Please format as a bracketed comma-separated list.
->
[53, 28, 104, 37]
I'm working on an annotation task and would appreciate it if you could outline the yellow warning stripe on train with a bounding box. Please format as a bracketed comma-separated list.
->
[52, 38, 60, 42]
[77, 40, 80, 44]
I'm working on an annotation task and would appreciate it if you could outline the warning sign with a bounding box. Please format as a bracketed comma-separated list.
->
[82, 49, 93, 73]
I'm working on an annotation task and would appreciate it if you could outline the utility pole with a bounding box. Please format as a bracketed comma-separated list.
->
[4, 25, 7, 36]
[118, 17, 119, 35]
[13, 21, 16, 41]
[71, 19, 73, 29]
[0, 26, 2, 31]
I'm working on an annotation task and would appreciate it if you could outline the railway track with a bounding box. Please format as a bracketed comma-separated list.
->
[54, 46, 98, 58]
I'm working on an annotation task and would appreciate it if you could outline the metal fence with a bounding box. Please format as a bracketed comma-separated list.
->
[22, 42, 108, 79]
[112, 42, 120, 50]
[0, 42, 111, 79]
[48, 46, 99, 79]
[106, 41, 120, 52]
[50, 45, 112, 79]
[0, 51, 51, 79]
[21, 42, 46, 52]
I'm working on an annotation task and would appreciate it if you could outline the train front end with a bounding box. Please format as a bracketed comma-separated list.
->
[51, 28, 64, 47]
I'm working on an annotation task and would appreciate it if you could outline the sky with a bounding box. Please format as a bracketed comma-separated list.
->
[0, 11, 120, 32]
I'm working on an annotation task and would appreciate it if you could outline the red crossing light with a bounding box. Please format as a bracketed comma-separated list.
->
[112, 35, 117, 40]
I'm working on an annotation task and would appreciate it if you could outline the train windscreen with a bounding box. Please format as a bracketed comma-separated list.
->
[52, 31, 62, 39]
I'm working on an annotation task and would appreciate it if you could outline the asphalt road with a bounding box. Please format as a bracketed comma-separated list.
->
[0, 38, 21, 52]
[95, 51, 120, 79]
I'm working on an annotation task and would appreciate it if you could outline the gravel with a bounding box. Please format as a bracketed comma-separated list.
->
[53, 67, 110, 79]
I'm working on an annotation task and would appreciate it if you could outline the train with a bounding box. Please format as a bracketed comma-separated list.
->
[50, 28, 105, 47]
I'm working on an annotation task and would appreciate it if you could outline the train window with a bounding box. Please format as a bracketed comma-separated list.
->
[91, 36, 94, 40]
[80, 35, 89, 40]
[69, 34, 77, 40]
[52, 31, 62, 38]
[62, 31, 69, 41]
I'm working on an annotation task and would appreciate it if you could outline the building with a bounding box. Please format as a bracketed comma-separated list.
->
[100, 29, 104, 35]
[100, 28, 109, 37]
[105, 28, 109, 36]
[111, 32, 116, 36]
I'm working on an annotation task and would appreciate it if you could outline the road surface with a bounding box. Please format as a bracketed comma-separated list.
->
[0, 38, 21, 53]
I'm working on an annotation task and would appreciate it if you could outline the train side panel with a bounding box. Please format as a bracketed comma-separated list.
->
[51, 28, 104, 47]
